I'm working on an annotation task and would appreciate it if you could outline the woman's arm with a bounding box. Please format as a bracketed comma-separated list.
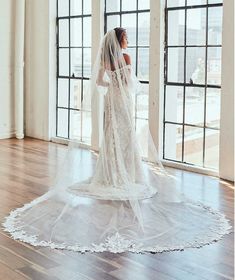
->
[123, 53, 131, 66]
[96, 68, 109, 87]
[123, 53, 131, 76]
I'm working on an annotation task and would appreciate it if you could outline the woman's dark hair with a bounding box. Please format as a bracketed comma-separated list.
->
[114, 27, 126, 46]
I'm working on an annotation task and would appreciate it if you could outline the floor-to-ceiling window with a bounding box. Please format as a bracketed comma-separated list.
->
[163, 0, 223, 170]
[56, 0, 92, 144]
[104, 0, 150, 156]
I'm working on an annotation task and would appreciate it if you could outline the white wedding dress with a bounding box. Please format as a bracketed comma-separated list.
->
[2, 30, 233, 253]
[68, 64, 157, 201]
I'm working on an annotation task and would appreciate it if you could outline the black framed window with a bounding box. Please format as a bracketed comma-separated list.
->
[56, 0, 92, 143]
[163, 0, 223, 170]
[105, 0, 150, 156]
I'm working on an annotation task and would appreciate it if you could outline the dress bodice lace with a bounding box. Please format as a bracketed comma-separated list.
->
[106, 65, 131, 89]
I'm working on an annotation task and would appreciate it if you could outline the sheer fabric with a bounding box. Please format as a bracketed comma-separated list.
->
[2, 30, 233, 253]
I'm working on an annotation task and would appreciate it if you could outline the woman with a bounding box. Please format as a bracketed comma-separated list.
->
[2, 28, 232, 253]
[68, 27, 158, 200]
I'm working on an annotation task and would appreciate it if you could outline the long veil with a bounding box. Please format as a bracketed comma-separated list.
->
[2, 30, 233, 253]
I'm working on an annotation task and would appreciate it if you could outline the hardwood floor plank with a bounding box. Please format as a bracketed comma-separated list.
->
[0, 233, 58, 270]
[0, 261, 29, 280]
[0, 245, 31, 270]
[19, 265, 59, 280]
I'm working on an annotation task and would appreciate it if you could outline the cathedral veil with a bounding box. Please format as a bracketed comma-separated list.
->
[2, 30, 233, 253]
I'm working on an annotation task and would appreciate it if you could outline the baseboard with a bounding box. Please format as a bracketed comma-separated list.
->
[51, 137, 91, 149]
[0, 130, 16, 139]
[161, 159, 219, 178]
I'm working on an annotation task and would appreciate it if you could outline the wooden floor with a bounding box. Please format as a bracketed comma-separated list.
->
[0, 138, 234, 280]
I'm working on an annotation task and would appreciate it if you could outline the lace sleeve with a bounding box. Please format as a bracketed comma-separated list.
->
[126, 64, 131, 74]
[96, 68, 109, 87]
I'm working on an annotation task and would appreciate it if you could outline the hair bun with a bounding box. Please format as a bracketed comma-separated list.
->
[114, 27, 126, 46]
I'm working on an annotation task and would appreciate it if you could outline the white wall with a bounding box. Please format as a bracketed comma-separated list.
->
[0, 0, 25, 140]
[24, 0, 54, 140]
[149, 0, 164, 159]
[0, 0, 15, 138]
[219, 0, 234, 181]
[91, 0, 104, 151]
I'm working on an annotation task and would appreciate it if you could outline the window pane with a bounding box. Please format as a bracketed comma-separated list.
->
[136, 84, 149, 119]
[106, 0, 120, 12]
[59, 49, 69, 76]
[138, 13, 150, 46]
[204, 128, 219, 170]
[187, 8, 206, 46]
[165, 86, 183, 123]
[122, 14, 136, 46]
[82, 111, 92, 144]
[186, 47, 205, 84]
[106, 15, 120, 31]
[168, 10, 185, 46]
[206, 88, 220, 129]
[70, 110, 81, 140]
[71, 0, 82, 16]
[83, 17, 91, 47]
[208, 0, 223, 3]
[57, 109, 68, 138]
[58, 0, 69, 17]
[167, 0, 185, 7]
[59, 20, 69, 47]
[184, 126, 203, 166]
[164, 123, 183, 161]
[208, 7, 223, 45]
[136, 119, 148, 158]
[185, 87, 205, 126]
[138, 48, 149, 80]
[122, 0, 137, 11]
[70, 79, 82, 109]
[167, 47, 184, 83]
[127, 48, 136, 74]
[84, 0, 91, 14]
[83, 48, 92, 78]
[71, 18, 82, 47]
[105, 0, 120, 12]
[139, 0, 150, 9]
[69, 110, 91, 144]
[82, 80, 91, 111]
[207, 47, 221, 86]
[71, 48, 82, 77]
[58, 79, 69, 107]
[187, 0, 206, 5]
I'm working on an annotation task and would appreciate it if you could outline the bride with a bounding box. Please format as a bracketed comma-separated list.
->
[2, 28, 232, 253]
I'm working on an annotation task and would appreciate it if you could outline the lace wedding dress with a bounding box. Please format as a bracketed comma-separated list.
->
[2, 30, 233, 253]
[68, 64, 157, 201]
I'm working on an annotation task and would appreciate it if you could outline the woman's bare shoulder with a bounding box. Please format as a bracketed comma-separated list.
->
[123, 53, 131, 65]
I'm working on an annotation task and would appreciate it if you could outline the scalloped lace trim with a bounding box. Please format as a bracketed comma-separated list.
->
[2, 197, 233, 254]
